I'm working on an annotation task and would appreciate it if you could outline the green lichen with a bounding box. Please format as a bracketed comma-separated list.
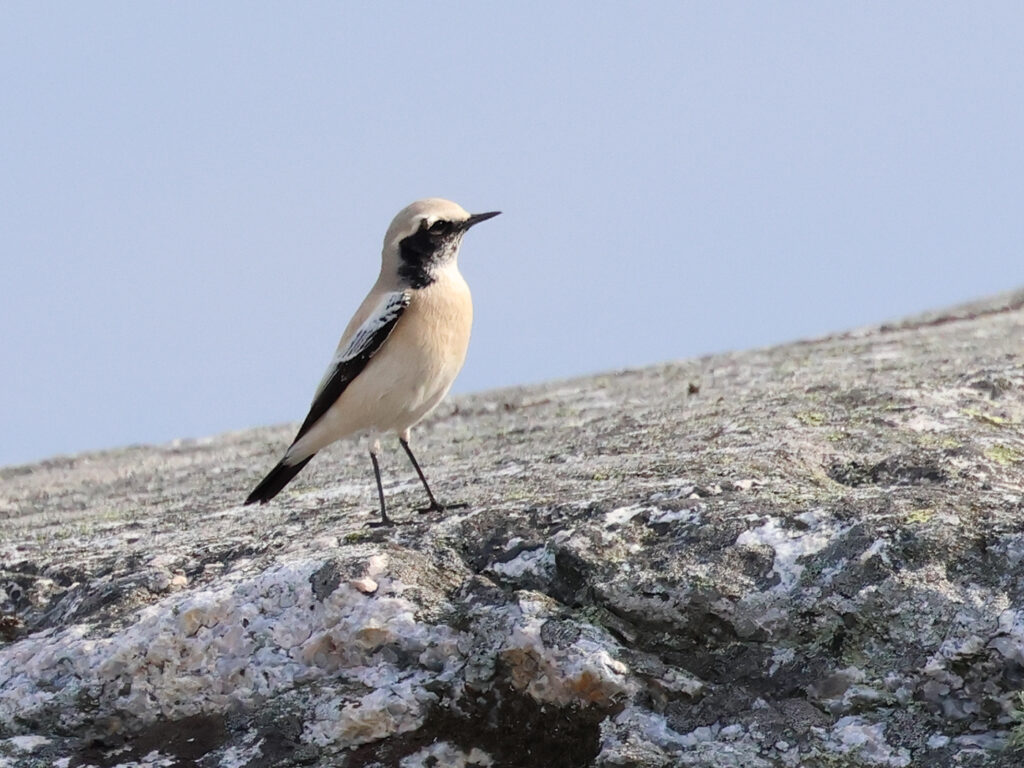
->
[906, 508, 935, 524]
[797, 411, 827, 426]
[965, 408, 1011, 427]
[1007, 691, 1024, 751]
[916, 434, 961, 450]
[985, 444, 1023, 465]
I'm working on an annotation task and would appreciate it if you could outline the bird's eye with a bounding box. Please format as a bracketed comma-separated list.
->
[428, 219, 452, 235]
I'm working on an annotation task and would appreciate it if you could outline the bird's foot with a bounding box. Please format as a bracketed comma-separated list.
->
[417, 501, 469, 515]
[366, 512, 397, 528]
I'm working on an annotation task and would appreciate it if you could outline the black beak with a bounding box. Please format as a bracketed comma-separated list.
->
[464, 210, 501, 229]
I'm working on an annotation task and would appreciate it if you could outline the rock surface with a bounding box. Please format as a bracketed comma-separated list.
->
[2, 289, 1024, 768]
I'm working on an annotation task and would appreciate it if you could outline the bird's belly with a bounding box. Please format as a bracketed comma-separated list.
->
[328, 284, 472, 436]
[285, 275, 473, 460]
[362, 324, 468, 431]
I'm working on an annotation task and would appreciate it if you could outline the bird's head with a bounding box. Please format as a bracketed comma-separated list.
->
[382, 198, 500, 289]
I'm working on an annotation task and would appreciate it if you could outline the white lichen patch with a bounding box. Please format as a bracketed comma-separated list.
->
[218, 736, 264, 768]
[656, 666, 704, 697]
[486, 546, 555, 580]
[952, 731, 1008, 750]
[603, 705, 690, 751]
[736, 511, 846, 592]
[601, 707, 775, 767]
[602, 502, 702, 532]
[981, 608, 1024, 681]
[399, 741, 494, 767]
[647, 482, 697, 501]
[305, 676, 437, 747]
[823, 717, 910, 767]
[604, 505, 647, 527]
[89, 750, 178, 768]
[0, 556, 465, 747]
[2, 735, 50, 753]
[647, 507, 701, 526]
[500, 596, 634, 706]
[926, 733, 950, 749]
[859, 538, 890, 565]
[769, 647, 796, 675]
[906, 414, 952, 433]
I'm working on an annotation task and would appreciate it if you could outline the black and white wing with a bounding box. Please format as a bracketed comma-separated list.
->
[293, 290, 411, 441]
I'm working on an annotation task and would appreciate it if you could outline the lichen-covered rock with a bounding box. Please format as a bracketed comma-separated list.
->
[1, 289, 1023, 767]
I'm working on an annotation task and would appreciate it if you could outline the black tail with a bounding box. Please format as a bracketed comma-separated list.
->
[245, 454, 316, 505]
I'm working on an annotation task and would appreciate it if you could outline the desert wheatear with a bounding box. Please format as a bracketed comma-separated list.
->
[245, 198, 499, 525]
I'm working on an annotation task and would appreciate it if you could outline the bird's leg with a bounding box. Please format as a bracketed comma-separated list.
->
[366, 448, 394, 527]
[400, 436, 468, 515]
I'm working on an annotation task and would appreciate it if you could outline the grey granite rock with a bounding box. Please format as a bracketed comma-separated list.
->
[1, 289, 1023, 768]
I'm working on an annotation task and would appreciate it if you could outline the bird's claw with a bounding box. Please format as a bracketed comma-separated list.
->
[416, 501, 469, 515]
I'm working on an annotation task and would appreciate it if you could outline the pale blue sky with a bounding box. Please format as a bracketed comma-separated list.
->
[3, 3, 1023, 467]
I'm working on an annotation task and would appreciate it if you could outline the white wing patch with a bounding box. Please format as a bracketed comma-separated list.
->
[313, 291, 411, 399]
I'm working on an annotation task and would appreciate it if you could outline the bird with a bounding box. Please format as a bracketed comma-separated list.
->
[245, 198, 500, 525]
